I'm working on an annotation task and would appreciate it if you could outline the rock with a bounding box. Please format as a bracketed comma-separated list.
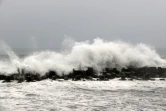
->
[120, 72, 126, 80]
[159, 78, 165, 81]
[64, 76, 69, 80]
[128, 78, 133, 81]
[0, 75, 6, 80]
[74, 75, 82, 81]
[150, 78, 155, 81]
[86, 67, 95, 77]
[120, 77, 126, 80]
[2, 76, 11, 83]
[99, 75, 105, 81]
[44, 71, 60, 80]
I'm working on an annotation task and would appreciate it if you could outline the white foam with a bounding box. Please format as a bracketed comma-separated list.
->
[1, 80, 166, 111]
[0, 38, 166, 75]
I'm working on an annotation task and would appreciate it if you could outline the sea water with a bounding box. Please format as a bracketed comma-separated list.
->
[0, 80, 166, 111]
[0, 39, 166, 111]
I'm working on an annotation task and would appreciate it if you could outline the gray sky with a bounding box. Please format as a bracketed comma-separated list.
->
[0, 0, 166, 49]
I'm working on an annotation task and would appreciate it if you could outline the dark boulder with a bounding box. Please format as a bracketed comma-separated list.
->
[2, 76, 11, 83]
[46, 71, 59, 80]
[120, 72, 126, 80]
[18, 75, 25, 83]
[0, 75, 6, 80]
[159, 78, 165, 81]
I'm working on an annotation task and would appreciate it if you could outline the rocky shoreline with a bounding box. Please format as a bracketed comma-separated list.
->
[1, 67, 166, 83]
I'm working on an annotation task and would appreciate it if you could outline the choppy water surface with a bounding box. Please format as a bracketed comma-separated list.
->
[0, 79, 166, 111]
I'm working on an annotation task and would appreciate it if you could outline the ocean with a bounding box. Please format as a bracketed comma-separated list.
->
[0, 39, 166, 111]
[0, 80, 166, 111]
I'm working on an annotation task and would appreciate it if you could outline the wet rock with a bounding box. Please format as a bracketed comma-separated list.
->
[142, 73, 150, 80]
[136, 78, 142, 80]
[0, 75, 6, 80]
[10, 74, 19, 80]
[2, 76, 11, 83]
[120, 72, 126, 80]
[18, 75, 25, 83]
[86, 67, 95, 78]
[128, 78, 133, 81]
[46, 71, 59, 80]
[63, 76, 69, 80]
[74, 75, 82, 81]
[112, 68, 120, 74]
[25, 73, 39, 82]
[150, 78, 155, 81]
[159, 78, 165, 81]
[2, 66, 166, 83]
[99, 75, 106, 81]
[70, 69, 86, 80]
[33, 74, 41, 81]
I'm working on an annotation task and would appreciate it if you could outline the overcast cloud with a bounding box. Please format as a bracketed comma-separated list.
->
[0, 0, 166, 48]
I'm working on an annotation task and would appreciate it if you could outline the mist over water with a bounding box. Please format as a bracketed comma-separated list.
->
[0, 38, 166, 76]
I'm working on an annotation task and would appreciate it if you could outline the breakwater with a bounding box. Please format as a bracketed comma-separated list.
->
[1, 66, 166, 83]
[1, 38, 166, 83]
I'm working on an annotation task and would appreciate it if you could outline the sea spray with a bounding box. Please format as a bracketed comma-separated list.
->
[0, 38, 166, 76]
[0, 40, 19, 62]
[0, 40, 21, 74]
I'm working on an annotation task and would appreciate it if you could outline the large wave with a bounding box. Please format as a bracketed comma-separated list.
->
[0, 38, 166, 76]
